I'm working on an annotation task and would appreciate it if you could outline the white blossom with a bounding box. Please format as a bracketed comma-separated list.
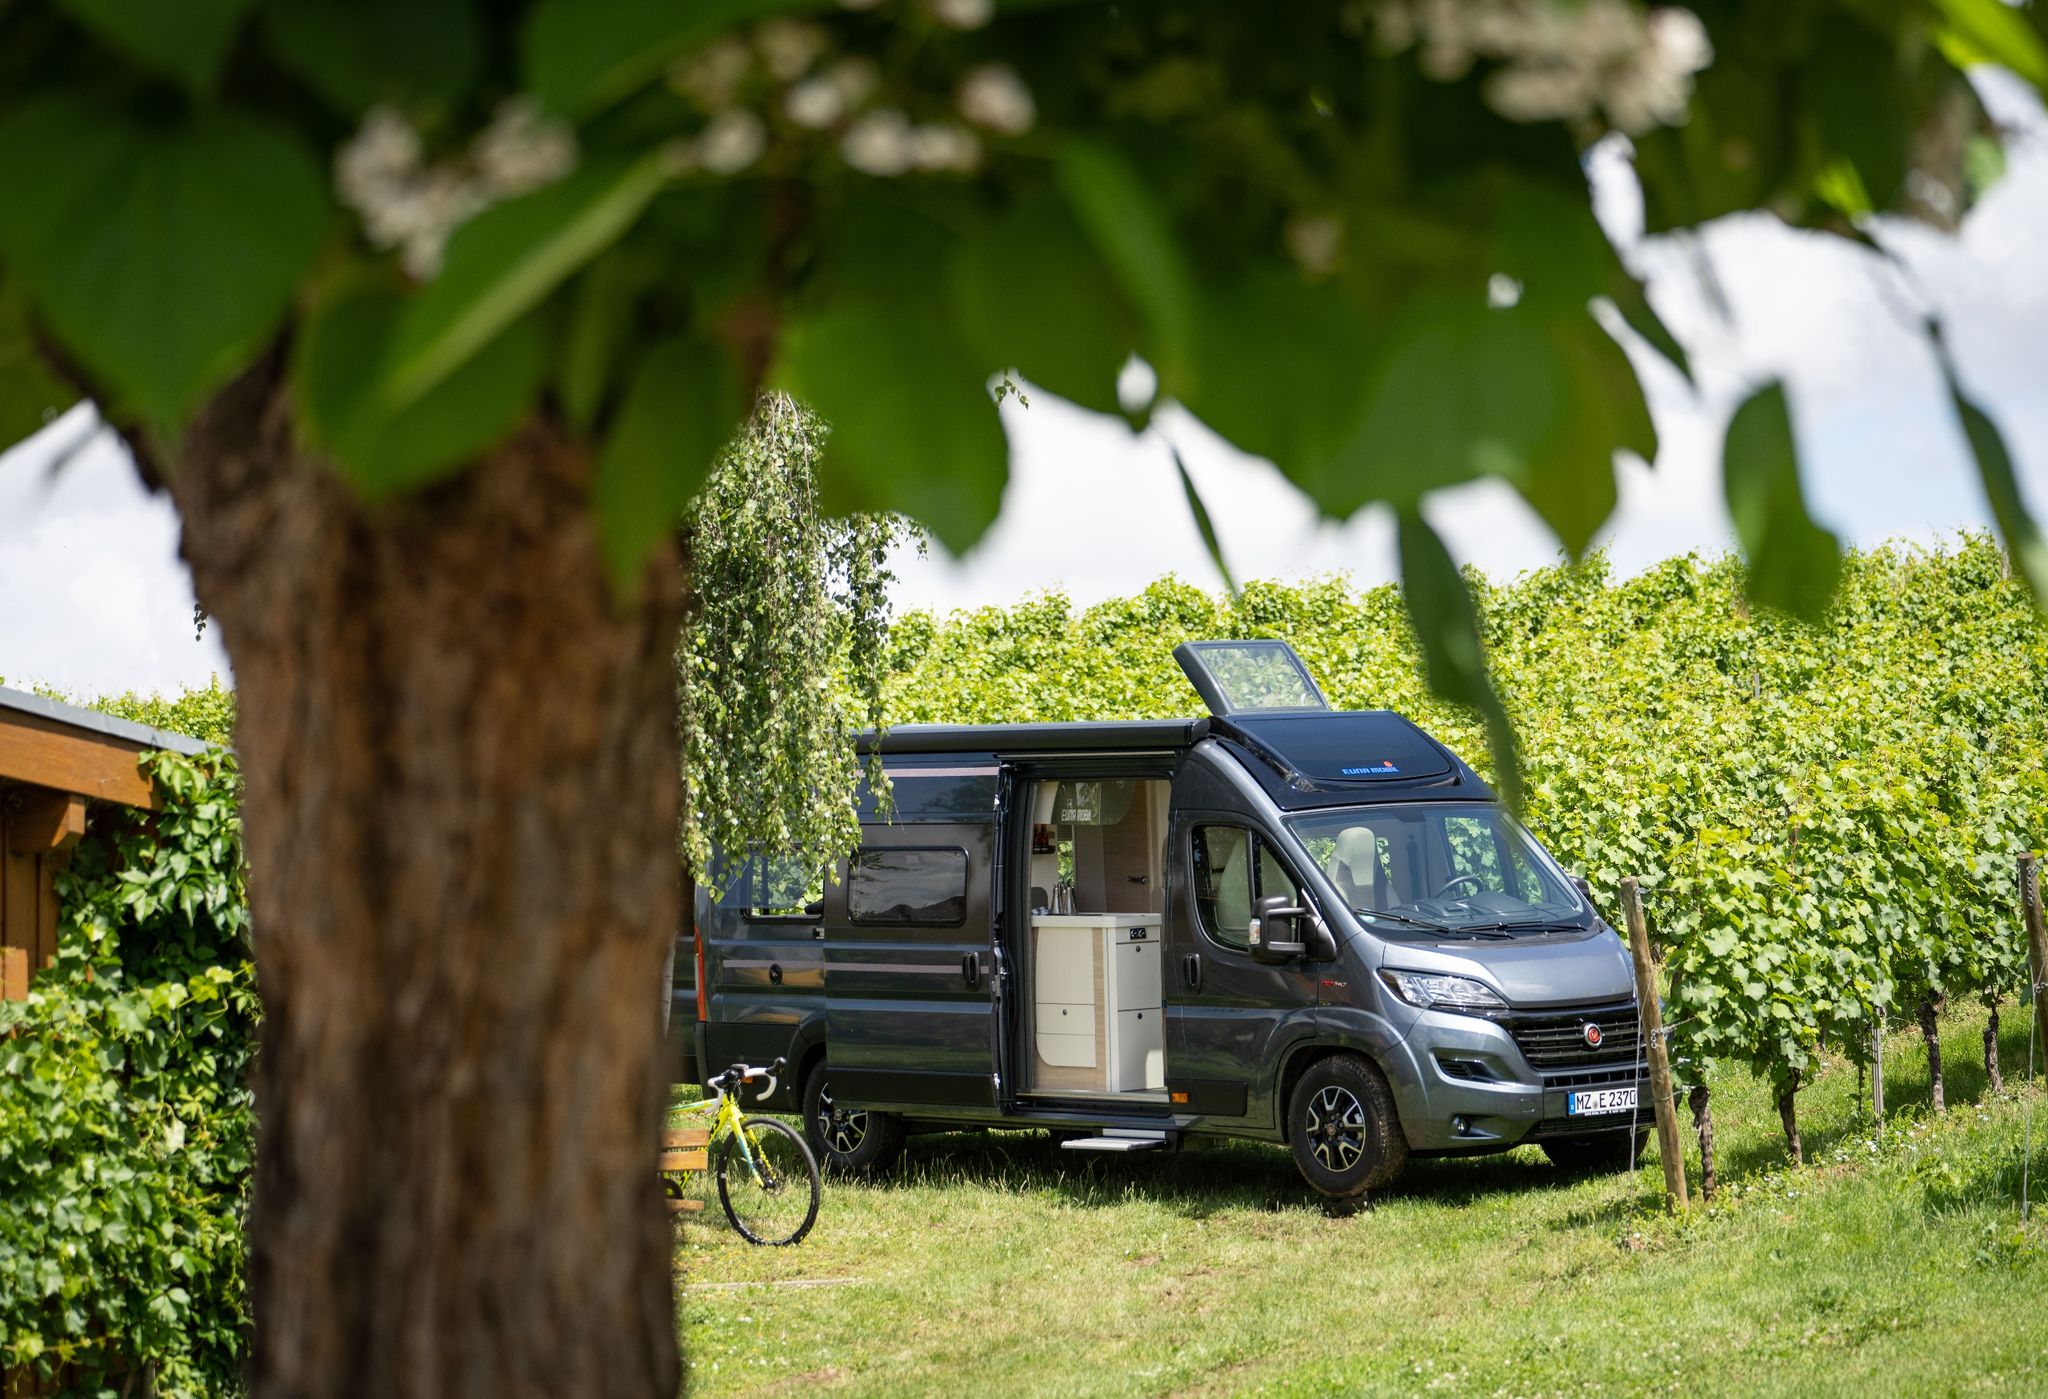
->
[670, 38, 752, 109]
[932, 0, 995, 30]
[757, 18, 829, 82]
[1284, 213, 1343, 276]
[958, 63, 1036, 135]
[1487, 272, 1524, 308]
[909, 123, 982, 173]
[471, 97, 578, 196]
[786, 76, 850, 129]
[698, 110, 768, 174]
[842, 109, 916, 176]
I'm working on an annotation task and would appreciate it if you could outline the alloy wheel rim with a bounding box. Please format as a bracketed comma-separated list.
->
[1307, 1085, 1367, 1173]
[819, 1083, 869, 1155]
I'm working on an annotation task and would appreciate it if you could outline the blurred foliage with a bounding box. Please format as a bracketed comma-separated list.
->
[0, 751, 255, 1397]
[883, 533, 2048, 1114]
[0, 0, 2043, 804]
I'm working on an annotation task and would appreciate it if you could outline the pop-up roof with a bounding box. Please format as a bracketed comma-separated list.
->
[1172, 640, 1329, 716]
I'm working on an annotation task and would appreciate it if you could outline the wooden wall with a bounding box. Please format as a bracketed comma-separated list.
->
[0, 811, 60, 1000]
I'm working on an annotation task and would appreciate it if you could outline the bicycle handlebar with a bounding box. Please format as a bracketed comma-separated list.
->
[706, 1056, 786, 1102]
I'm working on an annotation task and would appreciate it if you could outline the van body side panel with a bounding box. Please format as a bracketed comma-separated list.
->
[825, 816, 1000, 1115]
[696, 892, 824, 1112]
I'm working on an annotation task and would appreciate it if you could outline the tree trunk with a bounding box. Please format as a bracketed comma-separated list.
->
[1918, 995, 1945, 1113]
[1777, 1071, 1802, 1166]
[1688, 1083, 1716, 1202]
[163, 358, 684, 1399]
[1984, 1004, 2003, 1095]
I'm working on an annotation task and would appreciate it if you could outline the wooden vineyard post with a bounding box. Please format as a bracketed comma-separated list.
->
[1620, 877, 1688, 1210]
[2023, 855, 2048, 1060]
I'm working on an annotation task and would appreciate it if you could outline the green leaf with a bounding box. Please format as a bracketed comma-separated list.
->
[1721, 380, 1842, 625]
[779, 295, 1007, 554]
[1328, 300, 1563, 518]
[949, 196, 1133, 417]
[293, 280, 545, 497]
[1396, 512, 1522, 808]
[0, 280, 76, 448]
[594, 336, 741, 591]
[1055, 139, 1197, 391]
[1516, 314, 1650, 556]
[1171, 445, 1236, 599]
[1945, 382, 2048, 609]
[379, 154, 670, 417]
[53, 0, 254, 94]
[1931, 0, 2048, 90]
[560, 249, 651, 431]
[260, 0, 481, 116]
[1607, 280, 1692, 382]
[524, 0, 829, 117]
[0, 99, 326, 431]
[1808, 18, 1909, 213]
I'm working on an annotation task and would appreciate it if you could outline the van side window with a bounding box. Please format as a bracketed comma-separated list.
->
[1190, 826, 1304, 952]
[849, 847, 969, 926]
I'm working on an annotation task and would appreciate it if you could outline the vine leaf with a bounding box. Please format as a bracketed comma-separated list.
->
[294, 281, 545, 497]
[1946, 382, 2048, 609]
[378, 154, 669, 416]
[0, 98, 326, 434]
[1721, 380, 1842, 625]
[1931, 0, 2048, 90]
[594, 336, 741, 592]
[53, 0, 254, 95]
[1396, 512, 1522, 808]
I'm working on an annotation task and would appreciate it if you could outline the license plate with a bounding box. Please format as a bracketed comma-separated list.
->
[1566, 1087, 1637, 1116]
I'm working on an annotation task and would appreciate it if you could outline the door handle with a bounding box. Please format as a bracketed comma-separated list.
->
[1183, 952, 1202, 991]
[962, 951, 982, 989]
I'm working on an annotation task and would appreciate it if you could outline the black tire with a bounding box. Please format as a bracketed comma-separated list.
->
[1285, 1055, 1408, 1200]
[715, 1116, 821, 1246]
[1541, 1130, 1648, 1174]
[802, 1061, 905, 1175]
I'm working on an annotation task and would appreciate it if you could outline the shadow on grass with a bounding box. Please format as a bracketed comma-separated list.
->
[870, 1125, 1590, 1218]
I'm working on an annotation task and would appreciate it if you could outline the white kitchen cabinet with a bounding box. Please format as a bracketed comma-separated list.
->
[1031, 914, 1165, 1094]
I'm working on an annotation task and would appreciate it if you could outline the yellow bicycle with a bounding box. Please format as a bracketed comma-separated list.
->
[669, 1058, 821, 1246]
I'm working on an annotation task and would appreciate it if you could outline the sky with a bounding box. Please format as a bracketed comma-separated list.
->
[2, 74, 2044, 699]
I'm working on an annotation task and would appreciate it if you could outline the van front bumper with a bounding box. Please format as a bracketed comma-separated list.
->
[1380, 1006, 1652, 1152]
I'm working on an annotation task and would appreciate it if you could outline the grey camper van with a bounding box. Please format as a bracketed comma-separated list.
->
[674, 640, 1647, 1201]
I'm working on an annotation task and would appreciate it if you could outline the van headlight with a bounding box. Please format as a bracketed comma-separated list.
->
[1378, 968, 1509, 1018]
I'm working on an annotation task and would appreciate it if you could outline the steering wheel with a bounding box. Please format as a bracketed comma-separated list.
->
[1431, 873, 1486, 900]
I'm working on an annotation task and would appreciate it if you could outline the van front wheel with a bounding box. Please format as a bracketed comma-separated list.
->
[802, 1062, 904, 1175]
[1285, 1056, 1407, 1200]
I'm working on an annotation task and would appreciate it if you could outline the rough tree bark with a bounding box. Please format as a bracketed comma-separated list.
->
[1983, 1004, 2003, 1095]
[1918, 994, 1945, 1113]
[162, 354, 684, 1399]
[1777, 1071, 1802, 1166]
[1688, 1083, 1716, 1202]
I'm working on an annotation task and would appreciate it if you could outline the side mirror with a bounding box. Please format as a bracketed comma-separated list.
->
[1248, 892, 1310, 962]
[803, 899, 825, 918]
[1570, 875, 1592, 901]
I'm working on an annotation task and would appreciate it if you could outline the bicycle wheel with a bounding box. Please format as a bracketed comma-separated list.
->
[715, 1117, 821, 1246]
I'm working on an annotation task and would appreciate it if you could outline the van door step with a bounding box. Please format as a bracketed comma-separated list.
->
[1060, 1131, 1168, 1153]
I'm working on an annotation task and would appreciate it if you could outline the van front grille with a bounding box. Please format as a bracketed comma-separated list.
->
[1506, 1003, 1642, 1069]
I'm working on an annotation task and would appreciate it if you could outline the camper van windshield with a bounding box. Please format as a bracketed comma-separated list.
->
[1287, 803, 1586, 937]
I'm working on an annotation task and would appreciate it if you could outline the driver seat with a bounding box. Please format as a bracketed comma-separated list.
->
[1327, 826, 1385, 911]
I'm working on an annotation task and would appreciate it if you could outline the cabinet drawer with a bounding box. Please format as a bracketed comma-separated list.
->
[1034, 924, 1098, 1005]
[1036, 1001, 1097, 1035]
[1036, 1029, 1098, 1070]
[1105, 940, 1161, 1011]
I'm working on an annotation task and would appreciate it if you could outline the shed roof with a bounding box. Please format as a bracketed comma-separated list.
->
[0, 686, 211, 758]
[0, 685, 212, 810]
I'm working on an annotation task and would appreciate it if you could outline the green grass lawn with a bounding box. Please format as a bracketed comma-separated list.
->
[673, 1002, 2048, 1397]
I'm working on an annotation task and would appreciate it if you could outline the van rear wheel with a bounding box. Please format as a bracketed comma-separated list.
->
[1285, 1055, 1407, 1200]
[802, 1062, 904, 1175]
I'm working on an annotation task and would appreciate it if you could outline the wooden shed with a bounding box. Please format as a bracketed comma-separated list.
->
[0, 685, 209, 999]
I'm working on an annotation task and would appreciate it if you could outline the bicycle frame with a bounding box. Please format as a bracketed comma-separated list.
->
[676, 1064, 780, 1185]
